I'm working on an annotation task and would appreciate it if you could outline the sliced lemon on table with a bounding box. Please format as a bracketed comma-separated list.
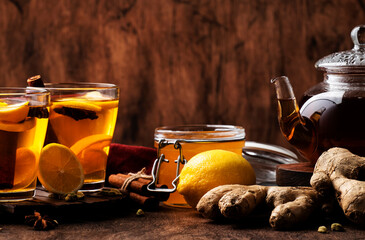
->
[0, 101, 29, 123]
[13, 147, 37, 189]
[38, 143, 84, 194]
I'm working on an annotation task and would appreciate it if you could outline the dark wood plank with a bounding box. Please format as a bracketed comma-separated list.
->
[0, 205, 363, 239]
[0, 188, 127, 217]
[0, 0, 364, 154]
[276, 162, 314, 186]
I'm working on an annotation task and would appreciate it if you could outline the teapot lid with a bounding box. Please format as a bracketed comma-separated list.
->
[315, 25, 365, 73]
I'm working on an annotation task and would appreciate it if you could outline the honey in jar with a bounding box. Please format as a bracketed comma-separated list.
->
[153, 125, 245, 207]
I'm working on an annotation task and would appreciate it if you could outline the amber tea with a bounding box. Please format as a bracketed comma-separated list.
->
[278, 94, 365, 163]
[0, 88, 49, 201]
[45, 83, 119, 191]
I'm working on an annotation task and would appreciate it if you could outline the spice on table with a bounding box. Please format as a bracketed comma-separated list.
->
[317, 226, 328, 233]
[24, 211, 58, 231]
[136, 209, 145, 216]
[129, 192, 159, 210]
[100, 188, 123, 196]
[108, 173, 169, 201]
[108, 169, 170, 210]
[331, 223, 344, 231]
[49, 191, 85, 201]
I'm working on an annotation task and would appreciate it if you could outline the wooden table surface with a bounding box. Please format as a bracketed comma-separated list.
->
[1, 203, 364, 240]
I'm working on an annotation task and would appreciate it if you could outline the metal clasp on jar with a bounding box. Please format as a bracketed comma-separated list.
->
[147, 139, 187, 193]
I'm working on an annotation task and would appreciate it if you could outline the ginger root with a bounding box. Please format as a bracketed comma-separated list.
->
[266, 186, 319, 229]
[197, 184, 319, 229]
[310, 147, 365, 225]
[196, 184, 244, 219]
[218, 185, 267, 219]
[197, 147, 365, 228]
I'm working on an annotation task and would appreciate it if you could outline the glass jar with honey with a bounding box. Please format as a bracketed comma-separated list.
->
[149, 124, 246, 207]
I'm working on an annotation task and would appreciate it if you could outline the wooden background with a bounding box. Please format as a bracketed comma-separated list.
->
[0, 0, 364, 151]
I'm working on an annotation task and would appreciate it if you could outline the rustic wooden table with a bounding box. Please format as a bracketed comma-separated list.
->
[1, 202, 364, 240]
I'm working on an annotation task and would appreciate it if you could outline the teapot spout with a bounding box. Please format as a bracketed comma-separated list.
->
[271, 76, 317, 162]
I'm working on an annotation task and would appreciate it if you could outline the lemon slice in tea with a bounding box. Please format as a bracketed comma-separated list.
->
[70, 134, 112, 156]
[95, 100, 119, 109]
[0, 101, 29, 123]
[0, 118, 36, 132]
[38, 143, 84, 194]
[70, 134, 112, 175]
[82, 92, 119, 109]
[70, 134, 112, 155]
[52, 100, 102, 112]
[13, 147, 37, 189]
[78, 149, 108, 175]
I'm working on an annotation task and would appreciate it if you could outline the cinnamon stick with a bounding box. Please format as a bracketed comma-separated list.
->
[108, 173, 170, 201]
[26, 75, 58, 143]
[27, 75, 45, 87]
[129, 192, 159, 211]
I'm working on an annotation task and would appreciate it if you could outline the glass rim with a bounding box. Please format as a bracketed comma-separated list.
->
[154, 124, 245, 142]
[0, 87, 49, 96]
[44, 82, 118, 91]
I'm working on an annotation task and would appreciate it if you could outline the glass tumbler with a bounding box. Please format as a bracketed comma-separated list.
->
[151, 125, 246, 207]
[44, 83, 119, 192]
[0, 87, 49, 201]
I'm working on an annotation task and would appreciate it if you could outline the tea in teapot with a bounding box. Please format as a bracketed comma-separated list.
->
[272, 25, 365, 165]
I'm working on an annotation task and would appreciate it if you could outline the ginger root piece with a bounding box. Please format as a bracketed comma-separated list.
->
[266, 186, 319, 229]
[197, 184, 320, 229]
[310, 147, 365, 225]
[219, 185, 267, 219]
[196, 184, 244, 219]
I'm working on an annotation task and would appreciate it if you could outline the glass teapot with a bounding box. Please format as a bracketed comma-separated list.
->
[272, 25, 365, 165]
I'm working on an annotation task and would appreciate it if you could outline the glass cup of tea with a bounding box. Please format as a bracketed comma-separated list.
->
[44, 83, 119, 192]
[0, 87, 50, 201]
[151, 124, 246, 207]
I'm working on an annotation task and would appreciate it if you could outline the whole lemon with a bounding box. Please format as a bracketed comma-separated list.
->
[177, 149, 256, 208]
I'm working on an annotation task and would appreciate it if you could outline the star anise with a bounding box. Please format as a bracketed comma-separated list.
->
[28, 107, 49, 118]
[24, 211, 58, 231]
[53, 107, 98, 121]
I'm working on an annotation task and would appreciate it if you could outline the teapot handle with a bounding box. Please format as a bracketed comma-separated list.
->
[351, 25, 365, 50]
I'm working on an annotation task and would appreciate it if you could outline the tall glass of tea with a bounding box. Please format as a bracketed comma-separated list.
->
[0, 87, 49, 201]
[44, 83, 119, 192]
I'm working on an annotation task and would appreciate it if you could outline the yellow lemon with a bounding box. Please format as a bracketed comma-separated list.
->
[177, 149, 256, 208]
[38, 143, 84, 194]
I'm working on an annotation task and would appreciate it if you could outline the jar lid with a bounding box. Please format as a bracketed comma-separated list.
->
[315, 25, 365, 73]
[242, 141, 298, 185]
[154, 124, 245, 142]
